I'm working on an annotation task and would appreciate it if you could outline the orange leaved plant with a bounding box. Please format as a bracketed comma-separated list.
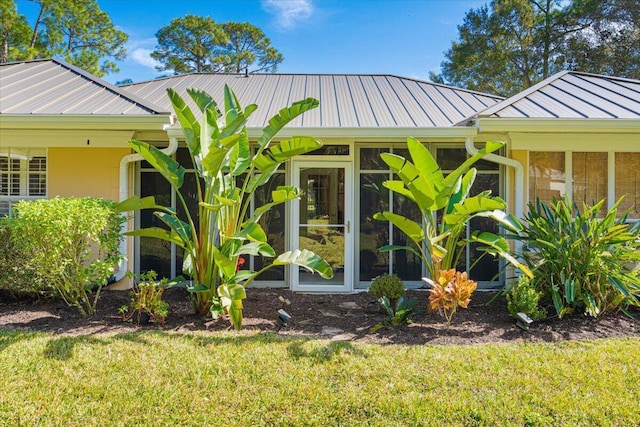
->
[424, 269, 477, 324]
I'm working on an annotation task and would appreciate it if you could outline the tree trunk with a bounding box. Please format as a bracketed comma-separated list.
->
[30, 2, 46, 49]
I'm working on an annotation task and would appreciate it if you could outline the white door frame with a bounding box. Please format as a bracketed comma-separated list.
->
[290, 160, 353, 292]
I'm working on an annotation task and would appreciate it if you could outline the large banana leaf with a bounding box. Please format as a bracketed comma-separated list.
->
[130, 140, 185, 190]
[115, 195, 166, 213]
[256, 98, 320, 151]
[124, 228, 185, 248]
[471, 231, 533, 278]
[217, 283, 247, 330]
[273, 249, 334, 279]
[380, 153, 435, 211]
[373, 212, 424, 245]
[167, 88, 201, 156]
[253, 136, 323, 172]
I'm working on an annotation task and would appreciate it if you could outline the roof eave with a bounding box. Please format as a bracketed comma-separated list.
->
[476, 117, 640, 133]
[0, 114, 172, 131]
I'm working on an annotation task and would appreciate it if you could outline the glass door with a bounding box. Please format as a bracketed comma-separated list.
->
[292, 161, 353, 292]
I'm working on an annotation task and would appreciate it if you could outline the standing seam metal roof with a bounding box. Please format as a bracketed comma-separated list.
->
[122, 73, 504, 128]
[0, 58, 169, 115]
[471, 71, 640, 121]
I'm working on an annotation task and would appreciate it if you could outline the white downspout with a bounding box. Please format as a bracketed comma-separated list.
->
[464, 136, 524, 220]
[465, 134, 525, 285]
[114, 129, 179, 281]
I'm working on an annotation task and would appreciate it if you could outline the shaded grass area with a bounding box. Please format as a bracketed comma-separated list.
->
[1, 331, 639, 426]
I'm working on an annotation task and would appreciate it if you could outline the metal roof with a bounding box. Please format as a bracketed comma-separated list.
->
[473, 71, 640, 121]
[122, 73, 503, 128]
[0, 59, 169, 115]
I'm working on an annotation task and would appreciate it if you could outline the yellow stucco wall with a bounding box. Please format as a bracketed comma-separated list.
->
[48, 148, 130, 201]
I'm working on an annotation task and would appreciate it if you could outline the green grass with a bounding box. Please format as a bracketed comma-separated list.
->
[1, 331, 639, 426]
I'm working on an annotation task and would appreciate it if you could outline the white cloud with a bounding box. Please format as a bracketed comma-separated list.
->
[262, 0, 313, 30]
[130, 48, 161, 69]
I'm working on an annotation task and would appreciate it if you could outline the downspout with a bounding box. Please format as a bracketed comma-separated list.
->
[465, 132, 525, 284]
[114, 127, 179, 282]
[464, 135, 524, 220]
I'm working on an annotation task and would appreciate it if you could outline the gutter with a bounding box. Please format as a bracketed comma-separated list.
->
[114, 126, 179, 281]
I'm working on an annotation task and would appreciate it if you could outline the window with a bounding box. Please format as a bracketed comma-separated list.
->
[616, 153, 640, 220]
[357, 144, 503, 287]
[529, 152, 566, 204]
[530, 151, 639, 219]
[0, 148, 47, 216]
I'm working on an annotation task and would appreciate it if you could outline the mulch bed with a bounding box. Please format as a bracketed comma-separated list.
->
[1, 287, 639, 345]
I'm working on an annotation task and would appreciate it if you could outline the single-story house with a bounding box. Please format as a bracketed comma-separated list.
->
[2, 58, 639, 292]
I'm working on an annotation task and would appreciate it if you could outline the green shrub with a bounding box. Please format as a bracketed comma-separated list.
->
[0, 218, 49, 298]
[517, 197, 640, 318]
[369, 273, 405, 299]
[506, 275, 547, 321]
[9, 197, 125, 315]
[119, 271, 170, 326]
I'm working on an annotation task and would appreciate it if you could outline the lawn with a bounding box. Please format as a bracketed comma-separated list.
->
[1, 331, 638, 426]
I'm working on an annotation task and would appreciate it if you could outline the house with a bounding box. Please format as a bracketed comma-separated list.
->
[2, 59, 639, 292]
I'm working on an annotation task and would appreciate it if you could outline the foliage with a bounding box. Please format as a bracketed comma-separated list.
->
[119, 271, 170, 326]
[373, 137, 531, 282]
[151, 16, 283, 75]
[2, 332, 640, 426]
[516, 197, 640, 318]
[506, 275, 547, 321]
[219, 22, 284, 73]
[1, 0, 127, 76]
[425, 269, 478, 324]
[368, 273, 405, 299]
[431, 0, 640, 96]
[0, 218, 49, 298]
[371, 296, 419, 332]
[8, 197, 124, 316]
[116, 85, 333, 330]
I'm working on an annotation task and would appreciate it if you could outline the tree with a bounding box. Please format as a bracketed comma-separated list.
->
[1, 0, 33, 62]
[433, 0, 640, 96]
[217, 22, 283, 73]
[151, 15, 228, 74]
[151, 16, 284, 75]
[1, 0, 127, 77]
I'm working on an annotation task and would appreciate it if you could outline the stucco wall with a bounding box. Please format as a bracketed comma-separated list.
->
[48, 148, 130, 201]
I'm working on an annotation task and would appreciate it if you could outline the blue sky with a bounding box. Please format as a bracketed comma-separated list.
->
[19, 0, 487, 85]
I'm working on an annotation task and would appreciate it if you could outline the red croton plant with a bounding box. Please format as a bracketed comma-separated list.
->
[425, 269, 478, 324]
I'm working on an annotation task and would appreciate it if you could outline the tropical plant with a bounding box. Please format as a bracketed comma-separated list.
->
[373, 137, 532, 282]
[425, 269, 477, 324]
[368, 273, 405, 300]
[8, 197, 124, 315]
[516, 197, 640, 318]
[119, 271, 170, 326]
[506, 274, 547, 321]
[370, 295, 419, 332]
[116, 85, 333, 330]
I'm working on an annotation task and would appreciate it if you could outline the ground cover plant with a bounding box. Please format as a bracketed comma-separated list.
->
[517, 197, 640, 318]
[116, 85, 332, 329]
[0, 331, 639, 426]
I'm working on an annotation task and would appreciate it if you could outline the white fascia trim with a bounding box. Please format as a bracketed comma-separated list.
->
[163, 126, 478, 140]
[0, 114, 172, 130]
[476, 118, 640, 133]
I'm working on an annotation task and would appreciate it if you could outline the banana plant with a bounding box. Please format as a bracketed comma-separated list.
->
[116, 85, 333, 329]
[373, 137, 532, 280]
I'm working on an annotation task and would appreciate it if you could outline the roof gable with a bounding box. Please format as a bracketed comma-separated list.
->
[0, 58, 169, 115]
[473, 71, 640, 120]
[122, 73, 503, 128]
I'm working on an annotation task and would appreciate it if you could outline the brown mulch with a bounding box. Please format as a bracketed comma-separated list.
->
[1, 287, 638, 345]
